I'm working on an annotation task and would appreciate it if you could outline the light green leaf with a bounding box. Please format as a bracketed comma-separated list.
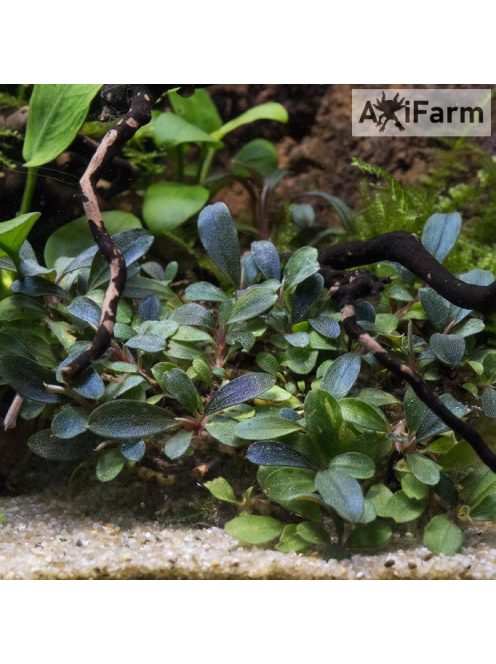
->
[0, 213, 41, 264]
[227, 287, 277, 324]
[406, 453, 441, 486]
[164, 430, 193, 460]
[87, 400, 176, 438]
[423, 515, 463, 555]
[204, 477, 238, 504]
[339, 398, 389, 432]
[382, 491, 427, 523]
[212, 102, 288, 140]
[23, 84, 101, 166]
[283, 246, 320, 289]
[96, 448, 125, 482]
[150, 112, 222, 148]
[224, 514, 284, 545]
[143, 182, 209, 234]
[304, 388, 343, 464]
[234, 412, 302, 440]
[169, 88, 222, 133]
[329, 453, 375, 479]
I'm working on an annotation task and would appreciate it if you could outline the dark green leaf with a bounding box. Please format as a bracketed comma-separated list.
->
[329, 453, 375, 479]
[339, 398, 388, 432]
[28, 429, 96, 461]
[88, 400, 176, 438]
[51, 406, 88, 439]
[235, 412, 302, 440]
[246, 441, 311, 468]
[163, 368, 201, 414]
[430, 333, 465, 366]
[121, 439, 146, 462]
[346, 521, 392, 550]
[291, 273, 324, 324]
[227, 287, 278, 324]
[304, 389, 343, 464]
[96, 448, 125, 482]
[198, 203, 241, 287]
[0, 356, 62, 403]
[231, 139, 278, 178]
[205, 372, 276, 415]
[320, 353, 361, 399]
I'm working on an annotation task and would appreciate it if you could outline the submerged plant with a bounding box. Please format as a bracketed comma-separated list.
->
[2, 199, 496, 557]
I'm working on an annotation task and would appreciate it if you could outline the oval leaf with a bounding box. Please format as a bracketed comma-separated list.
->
[421, 212, 462, 263]
[320, 353, 361, 399]
[224, 514, 284, 545]
[423, 515, 463, 555]
[430, 333, 465, 366]
[251, 241, 281, 280]
[0, 355, 62, 404]
[143, 182, 209, 234]
[198, 203, 241, 286]
[315, 468, 364, 522]
[246, 441, 311, 468]
[88, 400, 176, 438]
[227, 287, 277, 324]
[406, 453, 441, 486]
[205, 372, 276, 415]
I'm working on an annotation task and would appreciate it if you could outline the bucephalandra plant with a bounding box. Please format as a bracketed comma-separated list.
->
[3, 195, 496, 557]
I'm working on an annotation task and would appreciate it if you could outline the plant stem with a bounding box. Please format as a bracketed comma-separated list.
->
[199, 147, 215, 185]
[19, 167, 38, 215]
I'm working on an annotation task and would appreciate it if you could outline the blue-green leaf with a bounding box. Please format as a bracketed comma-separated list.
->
[121, 439, 146, 462]
[205, 372, 276, 416]
[251, 240, 280, 280]
[315, 468, 364, 522]
[320, 353, 361, 399]
[421, 212, 461, 263]
[430, 333, 465, 366]
[198, 203, 241, 287]
[246, 441, 312, 468]
[51, 406, 88, 439]
[88, 400, 176, 438]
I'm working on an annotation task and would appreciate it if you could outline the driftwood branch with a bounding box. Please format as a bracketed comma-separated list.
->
[322, 264, 496, 472]
[61, 85, 156, 380]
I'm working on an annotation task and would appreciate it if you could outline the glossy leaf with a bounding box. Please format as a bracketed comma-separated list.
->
[421, 212, 461, 263]
[309, 314, 340, 339]
[205, 372, 276, 415]
[235, 412, 302, 440]
[251, 240, 281, 280]
[329, 453, 375, 479]
[320, 353, 361, 399]
[0, 213, 41, 264]
[283, 246, 320, 289]
[212, 102, 288, 140]
[96, 448, 125, 482]
[246, 441, 311, 468]
[51, 406, 88, 439]
[291, 273, 324, 324]
[304, 389, 343, 464]
[28, 429, 96, 461]
[121, 439, 146, 462]
[339, 398, 389, 432]
[204, 477, 238, 504]
[406, 453, 441, 486]
[0, 356, 62, 404]
[88, 400, 176, 438]
[184, 282, 228, 302]
[163, 368, 201, 414]
[149, 112, 221, 148]
[430, 333, 465, 366]
[198, 203, 241, 287]
[227, 287, 278, 324]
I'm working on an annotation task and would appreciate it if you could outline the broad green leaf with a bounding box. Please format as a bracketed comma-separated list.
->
[126, 334, 165, 353]
[163, 369, 201, 414]
[355, 388, 399, 406]
[284, 332, 309, 348]
[280, 348, 319, 375]
[235, 412, 302, 440]
[0, 213, 41, 264]
[23, 84, 101, 166]
[206, 372, 276, 415]
[149, 112, 222, 148]
[262, 467, 315, 505]
[28, 429, 96, 461]
[296, 522, 329, 547]
[227, 287, 277, 324]
[231, 139, 278, 178]
[51, 406, 88, 439]
[382, 491, 427, 523]
[143, 182, 209, 234]
[423, 515, 463, 554]
[421, 212, 461, 263]
[0, 356, 63, 404]
[283, 246, 320, 289]
[304, 389, 343, 464]
[430, 333, 465, 366]
[212, 102, 288, 140]
[169, 88, 222, 133]
[96, 448, 125, 482]
[406, 453, 441, 486]
[329, 453, 375, 479]
[404, 388, 470, 441]
[225, 514, 285, 545]
[246, 441, 311, 468]
[460, 467, 496, 507]
[198, 203, 241, 287]
[204, 477, 238, 504]
[87, 400, 176, 438]
[315, 468, 364, 522]
[164, 430, 193, 459]
[184, 281, 229, 302]
[470, 494, 496, 520]
[339, 398, 388, 432]
[205, 416, 245, 447]
[44, 211, 142, 268]
[320, 353, 361, 399]
[256, 352, 280, 375]
[251, 240, 281, 280]
[401, 473, 429, 500]
[366, 484, 393, 517]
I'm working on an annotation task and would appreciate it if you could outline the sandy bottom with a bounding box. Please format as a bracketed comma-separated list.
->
[2, 482, 496, 580]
